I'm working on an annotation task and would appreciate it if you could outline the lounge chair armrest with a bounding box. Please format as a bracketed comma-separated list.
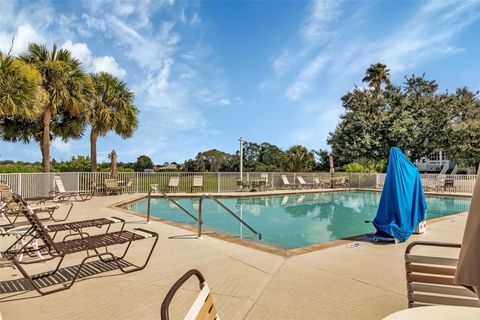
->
[108, 216, 125, 223]
[133, 228, 158, 238]
[405, 241, 461, 254]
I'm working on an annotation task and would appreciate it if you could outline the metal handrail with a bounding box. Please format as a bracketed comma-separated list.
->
[146, 185, 198, 223]
[198, 194, 262, 240]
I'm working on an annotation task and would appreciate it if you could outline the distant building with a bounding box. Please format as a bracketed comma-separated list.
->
[415, 149, 457, 174]
[155, 163, 180, 172]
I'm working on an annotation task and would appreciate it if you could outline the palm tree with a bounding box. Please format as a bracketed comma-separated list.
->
[362, 63, 391, 92]
[0, 51, 44, 120]
[19, 43, 92, 172]
[88, 72, 138, 172]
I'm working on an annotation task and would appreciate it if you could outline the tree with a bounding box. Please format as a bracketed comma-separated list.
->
[445, 88, 480, 167]
[18, 43, 92, 172]
[362, 63, 390, 92]
[134, 155, 153, 172]
[281, 145, 315, 172]
[88, 72, 138, 172]
[0, 50, 44, 120]
[201, 149, 227, 172]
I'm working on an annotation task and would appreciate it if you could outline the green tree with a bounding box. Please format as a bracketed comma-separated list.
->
[281, 145, 315, 172]
[134, 155, 153, 171]
[201, 149, 227, 172]
[445, 88, 480, 167]
[18, 43, 92, 172]
[0, 50, 44, 120]
[362, 63, 391, 92]
[88, 72, 138, 172]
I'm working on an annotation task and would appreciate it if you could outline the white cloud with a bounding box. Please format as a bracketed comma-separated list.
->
[61, 40, 92, 67]
[0, 23, 44, 54]
[286, 54, 329, 101]
[218, 99, 231, 106]
[92, 56, 127, 77]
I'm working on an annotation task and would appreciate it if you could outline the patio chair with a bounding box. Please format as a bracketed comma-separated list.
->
[104, 179, 122, 195]
[260, 173, 269, 191]
[161, 269, 219, 320]
[335, 176, 350, 190]
[236, 178, 244, 191]
[121, 178, 134, 194]
[297, 176, 313, 189]
[50, 175, 95, 202]
[3, 194, 158, 296]
[422, 178, 437, 192]
[444, 178, 456, 193]
[191, 175, 204, 193]
[405, 241, 480, 308]
[1, 182, 73, 226]
[168, 176, 180, 192]
[281, 175, 294, 189]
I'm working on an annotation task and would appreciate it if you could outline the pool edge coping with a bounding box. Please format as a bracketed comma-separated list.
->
[107, 189, 470, 258]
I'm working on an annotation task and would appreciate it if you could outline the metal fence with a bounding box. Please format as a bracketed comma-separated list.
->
[0, 171, 476, 199]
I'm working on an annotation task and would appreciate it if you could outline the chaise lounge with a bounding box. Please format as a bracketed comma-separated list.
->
[3, 195, 158, 295]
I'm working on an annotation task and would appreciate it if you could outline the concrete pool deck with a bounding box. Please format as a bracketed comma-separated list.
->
[0, 193, 470, 319]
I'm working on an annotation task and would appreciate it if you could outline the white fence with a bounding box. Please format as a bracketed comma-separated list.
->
[0, 171, 476, 199]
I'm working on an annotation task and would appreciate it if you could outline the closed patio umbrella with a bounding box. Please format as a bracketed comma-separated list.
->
[109, 149, 118, 179]
[455, 165, 480, 299]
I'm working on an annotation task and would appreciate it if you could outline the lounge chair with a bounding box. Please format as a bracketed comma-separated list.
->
[281, 175, 294, 189]
[50, 175, 95, 202]
[1, 182, 73, 226]
[3, 194, 158, 295]
[191, 175, 204, 193]
[161, 269, 219, 320]
[405, 241, 480, 308]
[104, 178, 121, 195]
[297, 176, 313, 189]
[168, 176, 180, 192]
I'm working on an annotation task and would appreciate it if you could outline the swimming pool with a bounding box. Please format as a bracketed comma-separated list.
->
[124, 191, 470, 249]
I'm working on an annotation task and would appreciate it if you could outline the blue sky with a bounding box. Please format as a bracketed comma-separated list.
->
[1, 0, 479, 164]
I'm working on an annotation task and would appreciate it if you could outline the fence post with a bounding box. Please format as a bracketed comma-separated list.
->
[217, 172, 220, 193]
[136, 172, 139, 193]
[18, 173, 22, 195]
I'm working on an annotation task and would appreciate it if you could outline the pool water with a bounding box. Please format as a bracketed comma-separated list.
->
[125, 192, 470, 249]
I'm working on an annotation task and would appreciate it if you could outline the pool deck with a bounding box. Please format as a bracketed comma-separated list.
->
[0, 192, 471, 320]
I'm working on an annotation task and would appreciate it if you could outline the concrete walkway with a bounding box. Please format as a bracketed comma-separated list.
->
[0, 194, 469, 319]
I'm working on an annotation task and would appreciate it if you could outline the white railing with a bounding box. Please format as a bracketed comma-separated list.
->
[0, 171, 476, 199]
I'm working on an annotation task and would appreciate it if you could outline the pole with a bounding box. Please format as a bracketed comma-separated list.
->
[239, 137, 244, 181]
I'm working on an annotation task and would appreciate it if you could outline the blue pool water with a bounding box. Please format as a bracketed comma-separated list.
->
[125, 192, 470, 249]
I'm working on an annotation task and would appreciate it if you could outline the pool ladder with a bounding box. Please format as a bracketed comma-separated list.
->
[198, 194, 262, 240]
[146, 186, 262, 241]
[147, 185, 198, 223]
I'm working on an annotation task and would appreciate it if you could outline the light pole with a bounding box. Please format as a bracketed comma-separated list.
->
[239, 137, 245, 181]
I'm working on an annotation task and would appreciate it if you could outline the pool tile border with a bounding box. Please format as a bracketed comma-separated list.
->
[109, 190, 470, 257]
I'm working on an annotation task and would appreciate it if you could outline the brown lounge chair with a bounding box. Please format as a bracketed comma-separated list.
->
[405, 241, 480, 308]
[1, 182, 73, 226]
[3, 194, 158, 295]
[50, 175, 95, 202]
[161, 269, 219, 320]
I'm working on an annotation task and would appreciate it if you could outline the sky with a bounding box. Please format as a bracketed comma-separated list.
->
[0, 0, 479, 164]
